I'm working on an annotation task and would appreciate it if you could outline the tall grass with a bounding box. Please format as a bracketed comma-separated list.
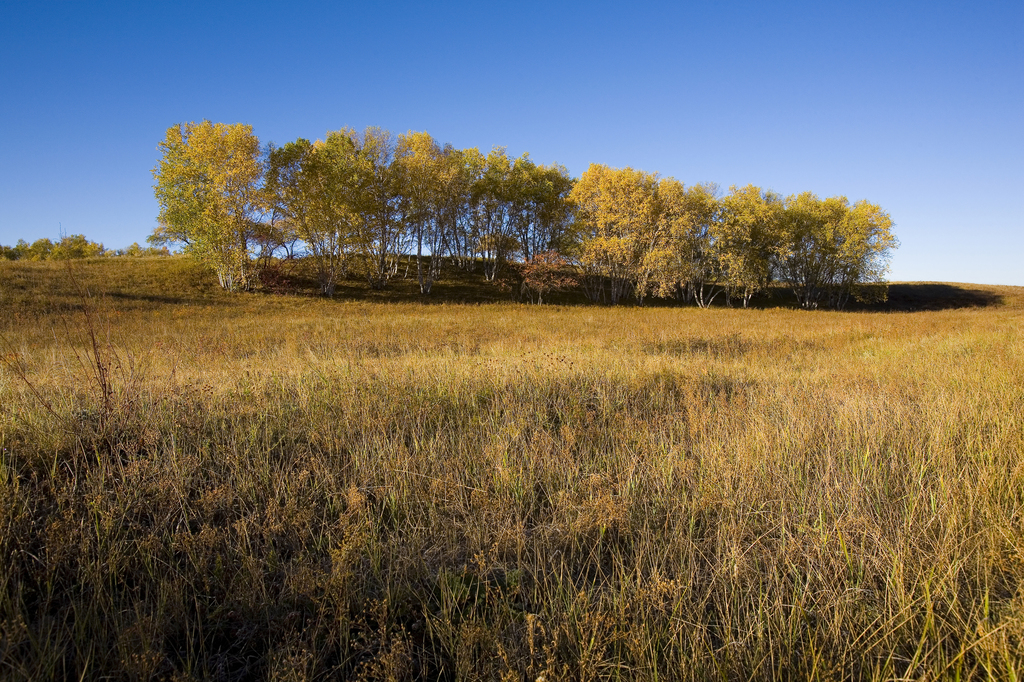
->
[1, 259, 1023, 680]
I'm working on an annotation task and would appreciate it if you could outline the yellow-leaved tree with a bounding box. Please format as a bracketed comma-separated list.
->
[648, 180, 724, 307]
[569, 164, 664, 304]
[779, 193, 898, 308]
[471, 148, 523, 282]
[266, 131, 361, 297]
[396, 131, 451, 294]
[150, 121, 265, 291]
[349, 127, 412, 290]
[717, 185, 784, 307]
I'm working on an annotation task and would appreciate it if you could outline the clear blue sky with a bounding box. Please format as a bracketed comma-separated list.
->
[1, 0, 1021, 284]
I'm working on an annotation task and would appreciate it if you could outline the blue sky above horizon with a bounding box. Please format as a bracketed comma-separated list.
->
[1, 0, 1021, 284]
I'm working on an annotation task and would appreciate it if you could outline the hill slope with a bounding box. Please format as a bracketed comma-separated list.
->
[2, 256, 1021, 315]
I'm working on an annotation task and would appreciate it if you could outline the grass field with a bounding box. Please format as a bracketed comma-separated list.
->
[1, 258, 1023, 680]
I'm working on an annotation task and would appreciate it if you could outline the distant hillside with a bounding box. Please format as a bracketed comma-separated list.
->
[880, 282, 1024, 311]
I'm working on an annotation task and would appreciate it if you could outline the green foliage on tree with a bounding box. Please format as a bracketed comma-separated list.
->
[17, 238, 53, 261]
[111, 243, 171, 257]
[50, 234, 106, 260]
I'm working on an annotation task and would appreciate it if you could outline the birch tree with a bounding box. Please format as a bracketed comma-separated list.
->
[266, 131, 360, 297]
[351, 128, 410, 290]
[472, 148, 521, 282]
[511, 160, 576, 263]
[569, 164, 663, 304]
[780, 193, 897, 308]
[649, 181, 724, 307]
[717, 185, 784, 307]
[151, 121, 265, 291]
[396, 132, 468, 294]
[446, 147, 485, 271]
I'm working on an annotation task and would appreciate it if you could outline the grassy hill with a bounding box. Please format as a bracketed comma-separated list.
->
[1, 257, 1023, 680]
[2, 256, 1022, 314]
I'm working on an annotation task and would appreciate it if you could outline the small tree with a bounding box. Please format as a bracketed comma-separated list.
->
[519, 251, 577, 304]
[21, 238, 54, 261]
[112, 243, 170, 257]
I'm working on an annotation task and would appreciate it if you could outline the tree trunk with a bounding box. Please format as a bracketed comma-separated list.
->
[417, 232, 426, 294]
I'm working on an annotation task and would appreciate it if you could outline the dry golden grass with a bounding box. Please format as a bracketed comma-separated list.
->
[1, 258, 1023, 680]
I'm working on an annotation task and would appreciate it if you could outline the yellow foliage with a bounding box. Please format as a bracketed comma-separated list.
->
[151, 120, 265, 290]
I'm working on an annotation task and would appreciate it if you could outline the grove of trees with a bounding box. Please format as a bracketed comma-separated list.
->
[0, 235, 169, 261]
[148, 120, 898, 308]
